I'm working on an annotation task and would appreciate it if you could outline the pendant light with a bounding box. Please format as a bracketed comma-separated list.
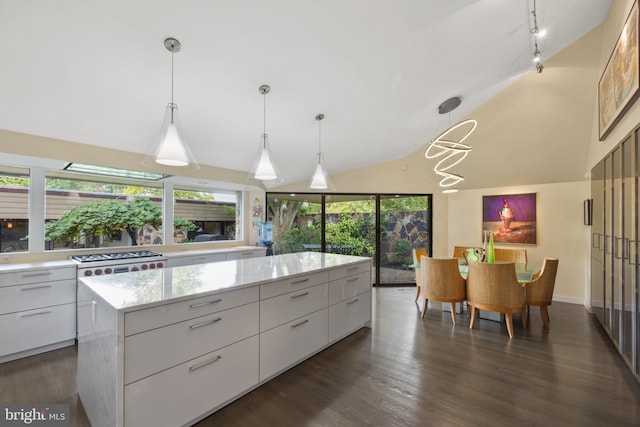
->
[310, 113, 331, 190]
[152, 38, 197, 167]
[251, 84, 279, 180]
[424, 97, 475, 193]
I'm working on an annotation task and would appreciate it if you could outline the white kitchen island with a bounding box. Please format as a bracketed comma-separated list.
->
[77, 252, 372, 427]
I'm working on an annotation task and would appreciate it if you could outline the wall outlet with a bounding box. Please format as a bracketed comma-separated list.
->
[0, 255, 11, 264]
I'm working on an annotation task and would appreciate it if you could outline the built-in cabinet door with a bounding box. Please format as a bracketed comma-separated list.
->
[605, 154, 613, 335]
[591, 131, 640, 384]
[636, 129, 640, 378]
[591, 160, 605, 324]
[613, 145, 623, 347]
[623, 137, 635, 364]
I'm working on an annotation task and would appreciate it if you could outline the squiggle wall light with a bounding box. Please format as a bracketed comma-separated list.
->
[424, 119, 477, 189]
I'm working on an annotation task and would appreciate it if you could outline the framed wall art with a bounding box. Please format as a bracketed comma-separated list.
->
[482, 193, 536, 245]
[599, 0, 640, 140]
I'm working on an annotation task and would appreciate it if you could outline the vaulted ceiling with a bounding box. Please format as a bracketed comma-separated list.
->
[0, 1, 611, 188]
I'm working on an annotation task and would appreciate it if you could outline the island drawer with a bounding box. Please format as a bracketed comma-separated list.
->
[0, 267, 76, 288]
[124, 285, 259, 336]
[0, 279, 76, 315]
[260, 307, 328, 381]
[328, 261, 371, 282]
[260, 283, 328, 332]
[125, 301, 259, 384]
[124, 335, 259, 427]
[260, 270, 328, 300]
[329, 291, 371, 343]
[328, 271, 371, 306]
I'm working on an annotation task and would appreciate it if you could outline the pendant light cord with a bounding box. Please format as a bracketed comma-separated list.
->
[263, 92, 267, 148]
[317, 119, 322, 162]
[170, 47, 175, 123]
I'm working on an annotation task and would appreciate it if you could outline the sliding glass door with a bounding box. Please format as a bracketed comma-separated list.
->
[378, 195, 431, 285]
[266, 192, 432, 286]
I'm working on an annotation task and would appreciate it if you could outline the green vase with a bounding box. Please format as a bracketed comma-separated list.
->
[487, 232, 495, 263]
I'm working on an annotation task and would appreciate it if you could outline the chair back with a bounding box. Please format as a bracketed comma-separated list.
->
[526, 257, 559, 305]
[412, 247, 427, 265]
[494, 248, 527, 264]
[420, 257, 465, 302]
[452, 246, 471, 259]
[466, 261, 525, 311]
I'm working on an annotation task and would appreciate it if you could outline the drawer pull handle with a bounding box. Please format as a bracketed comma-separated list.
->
[347, 277, 359, 283]
[291, 292, 309, 299]
[291, 278, 310, 285]
[21, 310, 52, 318]
[190, 299, 222, 309]
[20, 272, 51, 278]
[189, 355, 222, 372]
[241, 252, 253, 255]
[19, 284, 53, 291]
[189, 317, 222, 330]
[347, 298, 360, 305]
[291, 319, 309, 328]
[347, 266, 359, 271]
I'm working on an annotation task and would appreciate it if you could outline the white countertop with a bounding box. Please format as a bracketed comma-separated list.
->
[0, 259, 75, 272]
[79, 252, 370, 312]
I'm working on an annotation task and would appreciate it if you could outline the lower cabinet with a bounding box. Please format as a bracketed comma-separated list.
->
[124, 335, 259, 427]
[0, 302, 76, 358]
[78, 256, 372, 426]
[260, 308, 328, 381]
[124, 301, 259, 384]
[329, 291, 371, 343]
[0, 264, 76, 363]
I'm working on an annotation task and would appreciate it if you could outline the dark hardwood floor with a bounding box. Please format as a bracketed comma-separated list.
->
[2, 287, 640, 426]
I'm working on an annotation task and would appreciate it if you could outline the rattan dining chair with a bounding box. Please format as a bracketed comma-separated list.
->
[452, 246, 471, 259]
[412, 248, 428, 302]
[466, 261, 526, 338]
[419, 257, 466, 325]
[525, 257, 559, 330]
[494, 248, 527, 264]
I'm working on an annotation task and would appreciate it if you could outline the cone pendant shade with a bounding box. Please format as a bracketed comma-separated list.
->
[147, 38, 198, 169]
[254, 134, 278, 180]
[155, 103, 190, 167]
[310, 158, 329, 189]
[250, 85, 280, 181]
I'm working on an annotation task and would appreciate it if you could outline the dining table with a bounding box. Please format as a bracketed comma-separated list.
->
[409, 259, 535, 283]
[410, 258, 537, 320]
[458, 261, 535, 283]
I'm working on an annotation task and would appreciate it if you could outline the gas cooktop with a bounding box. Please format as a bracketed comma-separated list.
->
[72, 250, 163, 263]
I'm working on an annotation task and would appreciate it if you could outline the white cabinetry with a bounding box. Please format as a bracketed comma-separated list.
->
[0, 264, 76, 363]
[122, 286, 259, 426]
[167, 252, 226, 267]
[166, 247, 265, 267]
[77, 253, 372, 427]
[125, 335, 258, 427]
[225, 248, 265, 260]
[260, 308, 328, 381]
[259, 271, 330, 381]
[328, 262, 372, 343]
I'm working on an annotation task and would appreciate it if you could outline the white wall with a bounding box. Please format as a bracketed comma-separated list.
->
[448, 181, 590, 305]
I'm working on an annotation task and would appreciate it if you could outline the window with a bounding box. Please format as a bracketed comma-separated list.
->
[173, 187, 240, 243]
[44, 172, 163, 250]
[0, 166, 29, 253]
